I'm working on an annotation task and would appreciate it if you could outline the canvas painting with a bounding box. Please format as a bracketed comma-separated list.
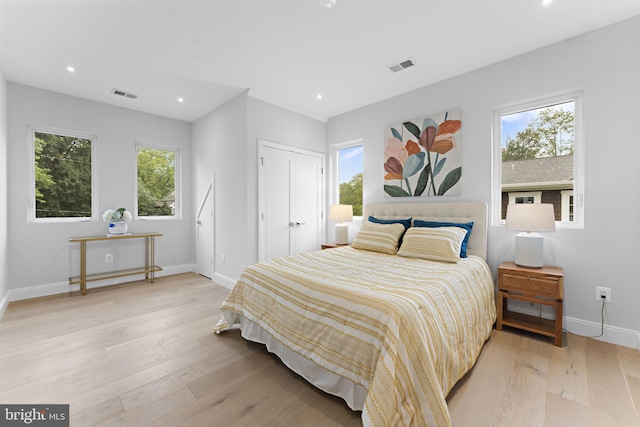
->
[383, 110, 462, 197]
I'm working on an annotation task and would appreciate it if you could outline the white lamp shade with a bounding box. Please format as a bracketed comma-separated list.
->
[329, 204, 353, 223]
[506, 203, 555, 268]
[505, 203, 556, 233]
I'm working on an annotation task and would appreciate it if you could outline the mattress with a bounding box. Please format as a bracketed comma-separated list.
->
[216, 246, 495, 426]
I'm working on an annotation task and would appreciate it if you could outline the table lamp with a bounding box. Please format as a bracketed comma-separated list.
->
[505, 203, 556, 268]
[329, 204, 353, 244]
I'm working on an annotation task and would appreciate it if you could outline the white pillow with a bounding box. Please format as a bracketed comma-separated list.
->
[397, 226, 467, 263]
[351, 222, 406, 254]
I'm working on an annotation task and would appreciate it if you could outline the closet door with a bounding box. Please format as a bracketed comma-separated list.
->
[292, 152, 323, 254]
[259, 142, 324, 261]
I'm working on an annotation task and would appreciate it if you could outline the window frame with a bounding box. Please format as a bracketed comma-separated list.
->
[28, 126, 98, 223]
[330, 139, 364, 219]
[492, 90, 584, 228]
[134, 142, 181, 221]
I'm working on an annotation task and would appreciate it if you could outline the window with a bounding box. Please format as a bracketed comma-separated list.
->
[508, 192, 541, 205]
[30, 127, 96, 222]
[136, 144, 180, 218]
[332, 140, 363, 217]
[493, 91, 584, 228]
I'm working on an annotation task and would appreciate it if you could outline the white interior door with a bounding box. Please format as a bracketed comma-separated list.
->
[259, 142, 324, 261]
[196, 177, 214, 278]
[261, 147, 294, 260]
[293, 153, 323, 254]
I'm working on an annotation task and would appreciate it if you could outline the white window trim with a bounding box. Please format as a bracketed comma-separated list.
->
[561, 190, 574, 222]
[508, 191, 542, 205]
[330, 139, 364, 219]
[28, 125, 98, 223]
[492, 90, 584, 229]
[134, 142, 182, 220]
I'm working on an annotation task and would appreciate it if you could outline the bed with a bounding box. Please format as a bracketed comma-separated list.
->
[214, 202, 496, 426]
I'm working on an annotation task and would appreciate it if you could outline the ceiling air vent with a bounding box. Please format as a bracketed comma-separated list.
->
[388, 58, 416, 73]
[111, 88, 138, 100]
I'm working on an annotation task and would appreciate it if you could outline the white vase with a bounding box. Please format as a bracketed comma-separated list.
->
[109, 222, 128, 235]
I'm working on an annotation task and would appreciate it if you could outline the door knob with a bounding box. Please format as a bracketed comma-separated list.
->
[196, 220, 202, 225]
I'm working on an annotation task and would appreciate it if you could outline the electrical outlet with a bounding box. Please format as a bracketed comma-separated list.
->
[595, 286, 611, 302]
[105, 254, 113, 263]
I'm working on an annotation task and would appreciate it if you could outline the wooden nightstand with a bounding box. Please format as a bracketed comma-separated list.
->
[321, 243, 350, 250]
[497, 261, 564, 346]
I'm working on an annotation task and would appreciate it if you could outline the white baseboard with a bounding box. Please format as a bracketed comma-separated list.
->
[0, 291, 9, 319]
[504, 302, 640, 349]
[5, 263, 196, 303]
[213, 272, 236, 290]
[564, 316, 640, 349]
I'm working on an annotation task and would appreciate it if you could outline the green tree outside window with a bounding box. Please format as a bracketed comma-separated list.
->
[34, 132, 92, 218]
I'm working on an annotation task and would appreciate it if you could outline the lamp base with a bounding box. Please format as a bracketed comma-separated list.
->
[335, 224, 349, 245]
[515, 232, 544, 268]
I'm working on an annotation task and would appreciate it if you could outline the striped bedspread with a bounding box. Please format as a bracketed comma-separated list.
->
[218, 246, 496, 426]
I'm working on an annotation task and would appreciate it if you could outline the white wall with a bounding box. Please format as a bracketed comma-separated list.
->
[7, 84, 193, 296]
[192, 93, 326, 285]
[192, 92, 248, 283]
[0, 67, 8, 314]
[327, 16, 640, 347]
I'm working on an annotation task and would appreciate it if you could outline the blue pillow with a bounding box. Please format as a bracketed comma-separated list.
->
[368, 216, 412, 230]
[413, 220, 474, 258]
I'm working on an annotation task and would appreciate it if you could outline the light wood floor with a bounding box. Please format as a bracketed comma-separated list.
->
[1, 273, 639, 426]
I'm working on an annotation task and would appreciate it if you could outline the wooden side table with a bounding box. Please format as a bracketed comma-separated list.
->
[321, 243, 350, 250]
[497, 261, 564, 346]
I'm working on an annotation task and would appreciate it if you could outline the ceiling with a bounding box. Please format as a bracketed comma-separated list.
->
[1, 0, 639, 123]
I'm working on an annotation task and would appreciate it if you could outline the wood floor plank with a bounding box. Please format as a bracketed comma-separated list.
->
[585, 338, 640, 425]
[543, 391, 589, 427]
[448, 330, 522, 425]
[547, 333, 589, 405]
[618, 345, 640, 379]
[492, 334, 552, 426]
[625, 375, 640, 421]
[72, 396, 124, 427]
[103, 387, 197, 427]
[1, 272, 639, 426]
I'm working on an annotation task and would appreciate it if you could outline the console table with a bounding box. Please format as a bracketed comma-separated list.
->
[69, 233, 163, 295]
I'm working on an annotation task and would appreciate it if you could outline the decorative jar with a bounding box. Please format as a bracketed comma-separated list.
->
[109, 221, 128, 235]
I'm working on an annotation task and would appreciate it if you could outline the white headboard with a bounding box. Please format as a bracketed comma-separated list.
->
[363, 202, 489, 260]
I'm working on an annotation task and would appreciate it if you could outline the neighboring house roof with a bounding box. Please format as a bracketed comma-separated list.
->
[157, 192, 175, 206]
[502, 155, 573, 191]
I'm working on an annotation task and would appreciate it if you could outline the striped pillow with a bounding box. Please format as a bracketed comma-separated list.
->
[351, 222, 406, 254]
[397, 226, 467, 263]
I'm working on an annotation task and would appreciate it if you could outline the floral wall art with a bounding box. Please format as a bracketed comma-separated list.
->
[383, 110, 462, 197]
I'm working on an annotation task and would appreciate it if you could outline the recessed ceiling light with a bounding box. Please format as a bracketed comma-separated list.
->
[178, 97, 184, 103]
[66, 66, 75, 72]
[320, 0, 336, 8]
[317, 94, 323, 100]
[542, 0, 552, 5]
